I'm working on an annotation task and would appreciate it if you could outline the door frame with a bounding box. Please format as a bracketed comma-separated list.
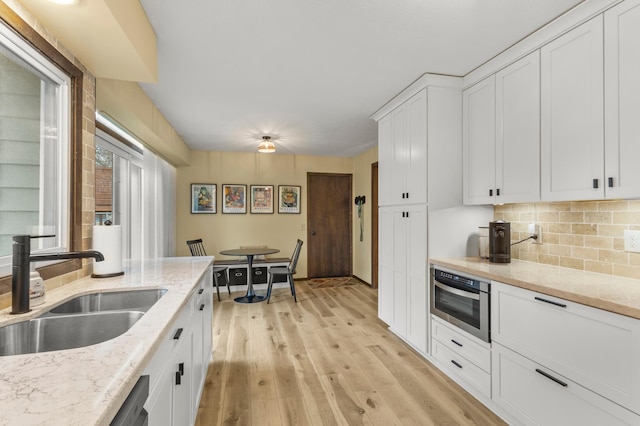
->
[371, 162, 378, 288]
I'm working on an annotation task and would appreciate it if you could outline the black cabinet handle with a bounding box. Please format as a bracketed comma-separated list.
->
[198, 288, 204, 295]
[496, 188, 500, 196]
[608, 177, 614, 188]
[175, 371, 181, 385]
[451, 339, 463, 347]
[534, 296, 567, 308]
[489, 189, 493, 196]
[179, 362, 184, 376]
[593, 178, 599, 189]
[405, 192, 409, 199]
[199, 304, 205, 311]
[451, 360, 463, 369]
[536, 369, 568, 387]
[402, 193, 405, 199]
[173, 328, 183, 340]
[406, 212, 409, 218]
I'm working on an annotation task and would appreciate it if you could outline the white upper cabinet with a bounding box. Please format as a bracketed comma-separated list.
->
[386, 90, 428, 206]
[495, 51, 541, 204]
[463, 76, 496, 205]
[604, 0, 640, 199]
[541, 16, 604, 201]
[463, 51, 540, 205]
[377, 114, 393, 207]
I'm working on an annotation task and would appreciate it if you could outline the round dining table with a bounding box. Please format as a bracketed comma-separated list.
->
[219, 247, 280, 303]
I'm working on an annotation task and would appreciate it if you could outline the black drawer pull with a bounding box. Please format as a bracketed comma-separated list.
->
[451, 360, 463, 369]
[534, 296, 567, 308]
[451, 339, 463, 347]
[199, 304, 205, 311]
[496, 188, 500, 196]
[405, 192, 409, 199]
[198, 288, 204, 294]
[489, 189, 493, 196]
[593, 178, 599, 189]
[536, 369, 568, 387]
[173, 328, 183, 340]
[608, 177, 614, 188]
[175, 371, 181, 385]
[402, 193, 405, 199]
[179, 362, 184, 376]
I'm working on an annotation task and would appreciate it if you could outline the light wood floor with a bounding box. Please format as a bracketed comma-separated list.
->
[196, 281, 505, 425]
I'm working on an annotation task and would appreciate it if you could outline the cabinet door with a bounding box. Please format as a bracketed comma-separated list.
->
[407, 90, 427, 205]
[172, 331, 193, 426]
[496, 51, 541, 203]
[392, 208, 408, 337]
[406, 204, 427, 354]
[541, 16, 604, 201]
[378, 207, 394, 325]
[391, 104, 409, 205]
[463, 76, 496, 205]
[604, 0, 640, 199]
[377, 114, 393, 206]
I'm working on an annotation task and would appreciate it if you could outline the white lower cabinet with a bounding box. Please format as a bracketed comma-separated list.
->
[431, 316, 491, 398]
[144, 269, 214, 425]
[491, 281, 640, 423]
[493, 343, 637, 426]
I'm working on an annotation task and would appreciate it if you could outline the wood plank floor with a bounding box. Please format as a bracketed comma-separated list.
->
[196, 280, 506, 425]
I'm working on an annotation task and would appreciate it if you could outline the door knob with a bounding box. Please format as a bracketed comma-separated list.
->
[311, 231, 316, 235]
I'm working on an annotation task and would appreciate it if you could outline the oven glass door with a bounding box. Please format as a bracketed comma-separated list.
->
[433, 280, 480, 329]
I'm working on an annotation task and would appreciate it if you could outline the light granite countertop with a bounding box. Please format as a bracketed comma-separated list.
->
[430, 257, 640, 320]
[0, 256, 213, 426]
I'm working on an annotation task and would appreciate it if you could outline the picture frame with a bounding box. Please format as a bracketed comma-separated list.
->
[191, 183, 216, 214]
[222, 184, 247, 214]
[250, 185, 274, 214]
[278, 185, 301, 214]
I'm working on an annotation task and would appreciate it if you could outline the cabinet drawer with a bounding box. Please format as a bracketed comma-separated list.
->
[492, 281, 640, 414]
[228, 267, 247, 285]
[431, 316, 491, 373]
[492, 343, 638, 426]
[432, 339, 491, 398]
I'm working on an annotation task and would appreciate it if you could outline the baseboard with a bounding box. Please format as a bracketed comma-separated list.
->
[352, 275, 371, 286]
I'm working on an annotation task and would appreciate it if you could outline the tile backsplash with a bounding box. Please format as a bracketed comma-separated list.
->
[494, 201, 640, 279]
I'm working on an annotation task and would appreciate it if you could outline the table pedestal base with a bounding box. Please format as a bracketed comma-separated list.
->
[234, 294, 266, 304]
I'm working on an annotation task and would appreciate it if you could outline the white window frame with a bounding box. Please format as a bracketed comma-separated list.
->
[0, 21, 71, 276]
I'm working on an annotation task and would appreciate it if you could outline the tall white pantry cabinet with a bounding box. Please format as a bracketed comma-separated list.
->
[372, 74, 492, 356]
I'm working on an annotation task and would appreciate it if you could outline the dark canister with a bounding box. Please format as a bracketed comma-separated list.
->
[489, 220, 511, 263]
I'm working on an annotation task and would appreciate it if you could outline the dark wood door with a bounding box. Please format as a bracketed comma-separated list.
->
[307, 173, 352, 278]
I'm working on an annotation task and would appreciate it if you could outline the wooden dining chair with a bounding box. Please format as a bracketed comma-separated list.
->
[186, 239, 230, 301]
[266, 239, 303, 304]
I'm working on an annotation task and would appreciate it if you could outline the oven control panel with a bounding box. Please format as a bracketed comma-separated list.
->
[433, 268, 489, 293]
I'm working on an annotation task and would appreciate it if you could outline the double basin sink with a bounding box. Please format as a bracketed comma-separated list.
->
[0, 289, 167, 356]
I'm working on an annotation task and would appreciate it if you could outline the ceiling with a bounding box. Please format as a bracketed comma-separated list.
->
[20, 0, 590, 157]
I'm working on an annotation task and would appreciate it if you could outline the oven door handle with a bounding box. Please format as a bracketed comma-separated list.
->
[434, 281, 480, 301]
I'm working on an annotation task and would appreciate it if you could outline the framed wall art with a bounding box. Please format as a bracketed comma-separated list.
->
[191, 183, 216, 214]
[222, 184, 247, 214]
[250, 185, 274, 214]
[278, 185, 301, 214]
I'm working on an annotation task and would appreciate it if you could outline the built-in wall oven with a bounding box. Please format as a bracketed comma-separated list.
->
[430, 267, 490, 343]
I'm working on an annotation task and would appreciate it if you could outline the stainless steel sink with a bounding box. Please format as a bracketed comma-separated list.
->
[0, 311, 145, 356]
[48, 289, 167, 314]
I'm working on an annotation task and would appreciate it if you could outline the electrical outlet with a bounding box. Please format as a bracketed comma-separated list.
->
[528, 223, 543, 244]
[624, 230, 640, 253]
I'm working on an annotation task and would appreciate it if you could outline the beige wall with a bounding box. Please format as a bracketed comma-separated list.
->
[352, 147, 378, 283]
[176, 151, 375, 280]
[495, 200, 640, 279]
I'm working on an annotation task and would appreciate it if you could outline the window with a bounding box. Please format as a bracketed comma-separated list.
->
[95, 128, 143, 260]
[0, 20, 71, 275]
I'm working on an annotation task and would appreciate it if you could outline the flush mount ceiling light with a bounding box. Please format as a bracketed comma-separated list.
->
[48, 0, 80, 4]
[257, 135, 276, 153]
